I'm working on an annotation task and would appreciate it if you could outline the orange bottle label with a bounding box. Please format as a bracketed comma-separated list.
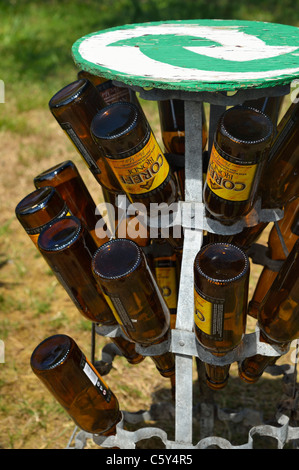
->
[108, 132, 169, 195]
[206, 144, 257, 202]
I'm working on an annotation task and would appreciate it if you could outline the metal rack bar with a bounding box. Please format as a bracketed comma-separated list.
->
[75, 81, 298, 449]
[174, 100, 204, 444]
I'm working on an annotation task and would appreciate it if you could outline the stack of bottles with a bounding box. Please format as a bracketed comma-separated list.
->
[15, 67, 299, 438]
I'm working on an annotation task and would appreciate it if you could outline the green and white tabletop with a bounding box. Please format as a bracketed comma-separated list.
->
[72, 19, 299, 93]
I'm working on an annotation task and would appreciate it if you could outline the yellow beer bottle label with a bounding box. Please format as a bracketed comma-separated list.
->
[194, 286, 224, 340]
[155, 255, 177, 310]
[206, 144, 257, 202]
[109, 132, 170, 195]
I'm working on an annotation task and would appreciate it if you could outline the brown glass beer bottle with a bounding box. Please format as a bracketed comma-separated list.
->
[90, 101, 179, 211]
[37, 216, 143, 365]
[194, 243, 249, 389]
[157, 99, 207, 198]
[77, 70, 131, 105]
[49, 79, 121, 193]
[99, 188, 151, 248]
[203, 106, 273, 222]
[243, 95, 285, 127]
[238, 331, 289, 384]
[31, 334, 121, 436]
[92, 238, 175, 379]
[158, 99, 207, 154]
[158, 99, 186, 156]
[91, 101, 182, 250]
[259, 96, 299, 209]
[152, 240, 179, 329]
[115, 194, 151, 248]
[248, 198, 299, 318]
[207, 221, 269, 251]
[239, 239, 299, 383]
[15, 186, 72, 247]
[34, 159, 110, 245]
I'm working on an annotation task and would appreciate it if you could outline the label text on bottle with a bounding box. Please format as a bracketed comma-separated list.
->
[108, 132, 169, 195]
[194, 286, 225, 340]
[206, 144, 257, 202]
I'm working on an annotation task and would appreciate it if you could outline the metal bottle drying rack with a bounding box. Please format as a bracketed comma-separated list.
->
[67, 19, 299, 449]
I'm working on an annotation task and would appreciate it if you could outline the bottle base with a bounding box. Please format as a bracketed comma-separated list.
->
[204, 363, 230, 390]
[156, 365, 176, 378]
[238, 365, 261, 384]
[127, 354, 145, 365]
[205, 376, 229, 390]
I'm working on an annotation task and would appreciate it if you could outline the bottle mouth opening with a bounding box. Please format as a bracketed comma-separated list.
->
[34, 160, 74, 182]
[195, 243, 249, 283]
[49, 79, 90, 108]
[16, 187, 56, 215]
[91, 102, 139, 141]
[38, 216, 82, 252]
[220, 105, 273, 145]
[30, 334, 72, 371]
[92, 238, 141, 280]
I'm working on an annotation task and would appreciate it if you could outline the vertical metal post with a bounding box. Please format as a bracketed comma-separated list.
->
[184, 101, 203, 203]
[174, 100, 204, 444]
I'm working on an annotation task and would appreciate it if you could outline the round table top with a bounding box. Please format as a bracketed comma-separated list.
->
[72, 19, 299, 93]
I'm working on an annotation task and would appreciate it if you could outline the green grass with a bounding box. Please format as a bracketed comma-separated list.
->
[0, 219, 14, 237]
[1, 0, 298, 123]
[0, 318, 15, 340]
[0, 293, 26, 315]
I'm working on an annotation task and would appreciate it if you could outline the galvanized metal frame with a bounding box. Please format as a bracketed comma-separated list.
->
[122, 83, 290, 446]
[67, 82, 299, 449]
